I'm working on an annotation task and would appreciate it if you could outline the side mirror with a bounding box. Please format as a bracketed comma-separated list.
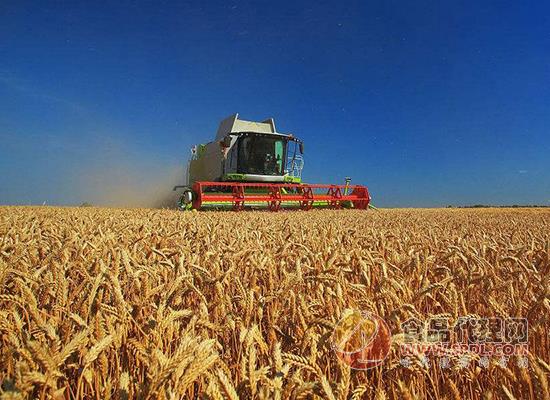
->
[299, 142, 304, 154]
[221, 136, 232, 148]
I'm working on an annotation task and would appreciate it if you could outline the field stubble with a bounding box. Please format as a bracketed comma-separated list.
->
[0, 207, 549, 399]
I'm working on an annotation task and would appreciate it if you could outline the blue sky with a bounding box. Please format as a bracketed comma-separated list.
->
[1, 1, 549, 207]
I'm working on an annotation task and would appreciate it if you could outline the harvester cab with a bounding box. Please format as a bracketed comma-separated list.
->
[187, 113, 304, 185]
[174, 114, 370, 211]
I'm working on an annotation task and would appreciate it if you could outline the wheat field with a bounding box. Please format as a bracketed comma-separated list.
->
[0, 206, 549, 399]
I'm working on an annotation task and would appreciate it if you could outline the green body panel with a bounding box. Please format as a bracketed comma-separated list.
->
[221, 174, 302, 184]
[283, 176, 302, 183]
[222, 173, 246, 181]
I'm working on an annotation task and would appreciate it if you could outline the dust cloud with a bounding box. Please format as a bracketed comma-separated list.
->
[76, 142, 187, 209]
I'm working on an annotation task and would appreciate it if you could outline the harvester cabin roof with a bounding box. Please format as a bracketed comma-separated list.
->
[215, 113, 293, 140]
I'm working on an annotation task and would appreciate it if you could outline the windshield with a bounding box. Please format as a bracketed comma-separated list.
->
[237, 135, 286, 175]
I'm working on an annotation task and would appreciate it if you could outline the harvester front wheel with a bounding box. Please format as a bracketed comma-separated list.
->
[177, 187, 194, 210]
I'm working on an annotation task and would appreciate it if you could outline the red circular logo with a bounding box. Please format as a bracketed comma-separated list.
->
[331, 310, 392, 370]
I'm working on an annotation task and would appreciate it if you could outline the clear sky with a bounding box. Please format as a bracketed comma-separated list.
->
[1, 1, 549, 207]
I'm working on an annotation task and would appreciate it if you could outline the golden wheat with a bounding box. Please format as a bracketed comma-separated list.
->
[0, 206, 549, 399]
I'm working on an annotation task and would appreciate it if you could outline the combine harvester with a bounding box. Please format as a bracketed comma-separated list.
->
[174, 114, 371, 211]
